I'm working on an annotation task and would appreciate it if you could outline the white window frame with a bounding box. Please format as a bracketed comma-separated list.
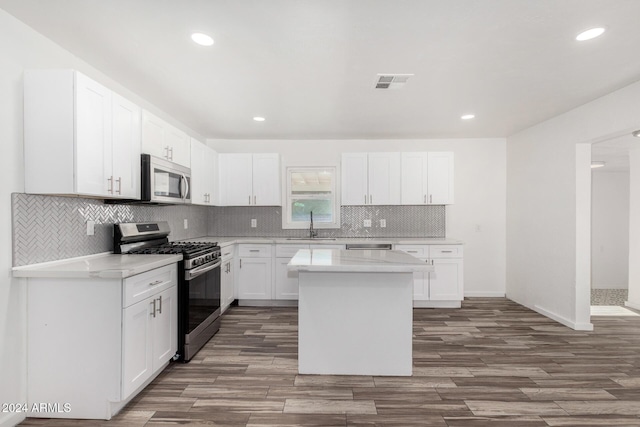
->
[282, 165, 341, 229]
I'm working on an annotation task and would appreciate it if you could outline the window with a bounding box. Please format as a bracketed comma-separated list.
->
[282, 166, 340, 229]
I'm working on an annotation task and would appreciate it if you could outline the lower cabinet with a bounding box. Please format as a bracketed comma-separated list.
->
[395, 244, 464, 307]
[26, 263, 178, 420]
[237, 245, 273, 300]
[220, 246, 235, 312]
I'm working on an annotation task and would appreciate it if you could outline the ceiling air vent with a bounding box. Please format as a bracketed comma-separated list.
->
[375, 74, 413, 89]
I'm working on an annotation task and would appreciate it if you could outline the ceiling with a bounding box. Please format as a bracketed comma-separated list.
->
[3, 0, 640, 140]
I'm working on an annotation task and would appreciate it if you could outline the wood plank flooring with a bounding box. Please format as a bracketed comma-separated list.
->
[20, 298, 640, 426]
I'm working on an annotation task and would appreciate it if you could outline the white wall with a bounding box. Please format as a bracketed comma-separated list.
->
[0, 10, 201, 427]
[209, 138, 507, 297]
[507, 79, 640, 330]
[628, 149, 640, 310]
[591, 171, 629, 289]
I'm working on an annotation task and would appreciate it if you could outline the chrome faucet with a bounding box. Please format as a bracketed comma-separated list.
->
[309, 211, 318, 238]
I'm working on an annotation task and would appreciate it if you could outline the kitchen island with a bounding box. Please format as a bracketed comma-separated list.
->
[288, 249, 434, 376]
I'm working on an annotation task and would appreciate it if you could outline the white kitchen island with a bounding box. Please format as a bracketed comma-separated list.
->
[288, 249, 434, 376]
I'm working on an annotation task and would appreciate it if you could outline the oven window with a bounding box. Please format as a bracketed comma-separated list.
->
[187, 266, 221, 334]
[154, 169, 183, 198]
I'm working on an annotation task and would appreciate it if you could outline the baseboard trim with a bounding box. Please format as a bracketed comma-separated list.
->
[0, 412, 26, 427]
[534, 304, 594, 331]
[464, 291, 505, 297]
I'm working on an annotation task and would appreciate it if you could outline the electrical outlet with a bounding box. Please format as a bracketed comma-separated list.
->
[363, 219, 372, 228]
[86, 220, 95, 236]
[251, 219, 257, 228]
[184, 219, 188, 229]
[380, 219, 386, 228]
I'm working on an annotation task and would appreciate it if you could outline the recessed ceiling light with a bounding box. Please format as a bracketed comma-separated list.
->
[591, 161, 606, 168]
[253, 117, 266, 122]
[191, 32, 214, 46]
[461, 114, 475, 120]
[576, 27, 605, 41]
[632, 130, 640, 138]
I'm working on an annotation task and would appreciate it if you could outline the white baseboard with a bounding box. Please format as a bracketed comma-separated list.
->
[464, 291, 506, 297]
[625, 300, 640, 311]
[534, 304, 594, 331]
[0, 412, 26, 427]
[591, 284, 628, 290]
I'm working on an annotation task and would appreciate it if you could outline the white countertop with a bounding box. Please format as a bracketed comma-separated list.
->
[12, 253, 182, 279]
[287, 249, 435, 273]
[187, 236, 462, 247]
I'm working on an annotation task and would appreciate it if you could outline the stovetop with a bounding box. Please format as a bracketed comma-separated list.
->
[128, 242, 219, 258]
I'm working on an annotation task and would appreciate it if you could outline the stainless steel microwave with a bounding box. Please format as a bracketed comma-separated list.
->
[141, 154, 191, 204]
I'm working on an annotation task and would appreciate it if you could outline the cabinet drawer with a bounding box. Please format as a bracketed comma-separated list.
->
[309, 244, 345, 250]
[238, 244, 272, 258]
[276, 244, 309, 258]
[123, 263, 177, 308]
[221, 245, 235, 259]
[430, 245, 463, 258]
[394, 245, 428, 257]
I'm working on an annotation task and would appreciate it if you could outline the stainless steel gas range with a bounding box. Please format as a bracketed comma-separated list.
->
[114, 222, 221, 361]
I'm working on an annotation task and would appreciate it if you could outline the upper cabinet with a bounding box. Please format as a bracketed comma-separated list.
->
[141, 110, 190, 168]
[190, 138, 218, 205]
[341, 153, 401, 205]
[24, 70, 141, 199]
[401, 152, 454, 205]
[218, 153, 280, 206]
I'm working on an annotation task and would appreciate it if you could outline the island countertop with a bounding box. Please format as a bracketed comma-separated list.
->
[288, 249, 435, 273]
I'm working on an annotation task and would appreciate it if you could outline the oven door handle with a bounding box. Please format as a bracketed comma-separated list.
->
[181, 174, 190, 202]
[186, 259, 221, 280]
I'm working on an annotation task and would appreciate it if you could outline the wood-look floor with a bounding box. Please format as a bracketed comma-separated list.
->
[20, 298, 640, 426]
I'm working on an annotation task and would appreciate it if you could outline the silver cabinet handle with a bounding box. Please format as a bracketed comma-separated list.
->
[157, 295, 162, 314]
[240, 259, 242, 269]
[364, 195, 367, 204]
[164, 146, 170, 160]
[149, 280, 163, 286]
[370, 194, 372, 204]
[254, 195, 256, 204]
[407, 251, 418, 253]
[168, 147, 173, 161]
[249, 195, 251, 205]
[424, 194, 426, 204]
[116, 177, 122, 195]
[107, 176, 113, 194]
[430, 194, 432, 203]
[150, 299, 157, 318]
[441, 250, 453, 253]
[249, 249, 260, 252]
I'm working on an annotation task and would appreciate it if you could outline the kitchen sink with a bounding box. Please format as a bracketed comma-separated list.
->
[285, 237, 337, 241]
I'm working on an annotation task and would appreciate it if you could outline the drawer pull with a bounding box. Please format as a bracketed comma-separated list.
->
[157, 295, 162, 314]
[407, 251, 418, 253]
[249, 250, 260, 252]
[149, 280, 163, 286]
[440, 250, 453, 253]
[150, 299, 157, 318]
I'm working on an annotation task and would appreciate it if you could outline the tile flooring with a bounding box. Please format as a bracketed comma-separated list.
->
[590, 289, 628, 306]
[20, 298, 640, 426]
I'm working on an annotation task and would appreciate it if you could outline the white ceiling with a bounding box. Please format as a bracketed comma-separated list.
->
[3, 0, 640, 140]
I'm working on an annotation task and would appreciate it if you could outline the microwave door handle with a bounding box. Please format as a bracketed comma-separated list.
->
[181, 174, 189, 201]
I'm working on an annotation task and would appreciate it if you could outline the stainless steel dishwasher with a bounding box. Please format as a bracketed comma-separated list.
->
[345, 243, 393, 250]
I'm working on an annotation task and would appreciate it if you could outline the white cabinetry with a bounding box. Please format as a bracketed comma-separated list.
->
[220, 245, 235, 312]
[237, 245, 273, 300]
[401, 152, 454, 205]
[24, 70, 141, 199]
[142, 110, 190, 167]
[394, 244, 463, 307]
[274, 244, 308, 300]
[27, 263, 178, 420]
[341, 153, 401, 205]
[219, 153, 280, 206]
[190, 138, 218, 205]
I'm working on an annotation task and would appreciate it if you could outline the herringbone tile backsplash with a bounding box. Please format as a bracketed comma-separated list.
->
[12, 193, 445, 266]
[12, 193, 208, 266]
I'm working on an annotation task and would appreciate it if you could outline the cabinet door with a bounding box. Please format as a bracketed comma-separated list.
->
[219, 153, 253, 206]
[111, 94, 141, 198]
[141, 110, 168, 160]
[206, 149, 218, 205]
[252, 153, 280, 205]
[221, 259, 235, 312]
[190, 139, 207, 205]
[151, 286, 178, 371]
[122, 298, 153, 398]
[368, 152, 401, 205]
[75, 73, 112, 196]
[401, 152, 428, 205]
[412, 271, 429, 300]
[274, 258, 299, 300]
[429, 259, 463, 301]
[341, 153, 368, 205]
[165, 125, 190, 167]
[237, 258, 272, 299]
[427, 152, 454, 205]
